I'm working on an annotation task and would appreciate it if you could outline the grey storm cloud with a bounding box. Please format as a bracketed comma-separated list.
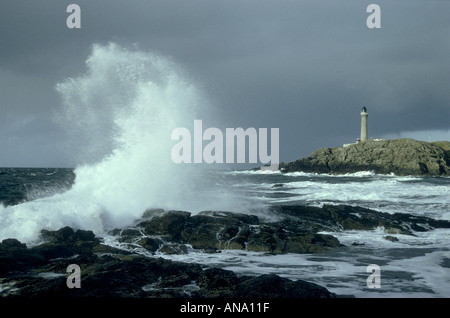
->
[0, 0, 449, 167]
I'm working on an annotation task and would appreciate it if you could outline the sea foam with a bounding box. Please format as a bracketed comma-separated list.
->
[0, 43, 258, 244]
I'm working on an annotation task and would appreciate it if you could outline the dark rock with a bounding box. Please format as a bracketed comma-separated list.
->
[74, 229, 96, 242]
[144, 210, 191, 240]
[384, 236, 399, 242]
[141, 208, 166, 219]
[117, 228, 143, 243]
[246, 225, 340, 254]
[0, 245, 46, 277]
[8, 200, 446, 299]
[284, 233, 340, 254]
[323, 204, 399, 232]
[37, 227, 99, 259]
[30, 243, 77, 260]
[137, 208, 341, 254]
[236, 274, 337, 298]
[92, 243, 133, 255]
[226, 225, 251, 249]
[0, 225, 340, 298]
[41, 226, 75, 242]
[246, 224, 285, 253]
[0, 238, 27, 250]
[182, 217, 221, 250]
[110, 204, 449, 257]
[181, 211, 259, 251]
[197, 268, 240, 297]
[272, 204, 450, 236]
[40, 226, 97, 244]
[159, 243, 188, 255]
[137, 237, 162, 252]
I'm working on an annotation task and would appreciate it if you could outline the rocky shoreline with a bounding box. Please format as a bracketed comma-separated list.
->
[279, 138, 450, 176]
[1, 204, 450, 298]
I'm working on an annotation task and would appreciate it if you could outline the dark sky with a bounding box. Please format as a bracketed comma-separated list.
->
[1, 0, 449, 167]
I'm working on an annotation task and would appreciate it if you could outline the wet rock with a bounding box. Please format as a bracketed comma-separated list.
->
[40, 226, 97, 244]
[197, 268, 240, 298]
[197, 268, 337, 298]
[141, 208, 166, 219]
[143, 210, 260, 251]
[117, 228, 142, 243]
[0, 239, 45, 276]
[35, 226, 100, 259]
[246, 225, 340, 254]
[272, 204, 450, 236]
[225, 225, 251, 250]
[178, 210, 338, 254]
[159, 243, 188, 255]
[5, 201, 444, 298]
[30, 243, 77, 260]
[236, 274, 337, 298]
[109, 204, 448, 257]
[284, 233, 340, 254]
[384, 236, 399, 242]
[137, 237, 162, 252]
[144, 210, 191, 240]
[0, 229, 338, 298]
[246, 224, 285, 253]
[138, 209, 340, 254]
[0, 238, 27, 250]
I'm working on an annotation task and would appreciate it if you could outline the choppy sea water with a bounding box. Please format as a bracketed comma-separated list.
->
[159, 170, 450, 298]
[1, 167, 449, 298]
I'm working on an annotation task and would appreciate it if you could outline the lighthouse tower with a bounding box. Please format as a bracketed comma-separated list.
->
[360, 106, 368, 142]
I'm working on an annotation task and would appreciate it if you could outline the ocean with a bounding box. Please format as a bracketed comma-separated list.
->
[1, 43, 449, 298]
[1, 167, 449, 298]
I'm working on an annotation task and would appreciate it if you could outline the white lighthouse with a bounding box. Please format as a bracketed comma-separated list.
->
[343, 107, 375, 147]
[360, 106, 368, 142]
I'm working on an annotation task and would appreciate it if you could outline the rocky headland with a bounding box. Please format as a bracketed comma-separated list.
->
[2, 204, 450, 298]
[279, 138, 450, 176]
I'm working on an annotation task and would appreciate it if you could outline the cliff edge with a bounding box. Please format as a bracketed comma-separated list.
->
[280, 138, 450, 176]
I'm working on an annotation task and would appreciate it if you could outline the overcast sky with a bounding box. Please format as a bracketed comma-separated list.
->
[1, 0, 449, 167]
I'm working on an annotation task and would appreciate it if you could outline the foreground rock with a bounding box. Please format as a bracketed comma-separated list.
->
[0, 227, 336, 298]
[132, 209, 340, 254]
[271, 204, 450, 235]
[2, 204, 449, 298]
[116, 205, 450, 255]
[279, 138, 450, 176]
